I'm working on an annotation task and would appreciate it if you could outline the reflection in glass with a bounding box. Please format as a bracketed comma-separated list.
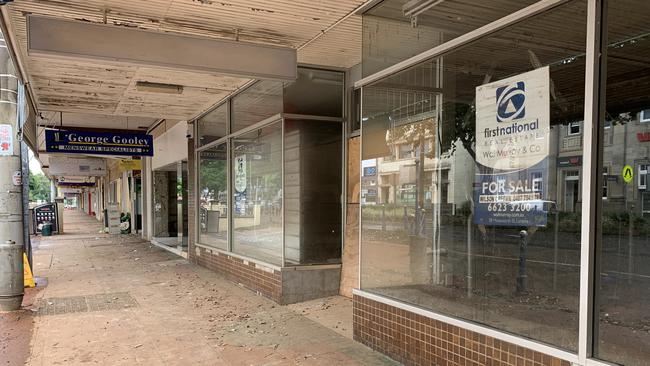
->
[197, 103, 228, 147]
[361, 0, 538, 77]
[198, 143, 228, 250]
[360, 0, 586, 351]
[231, 81, 283, 133]
[232, 122, 283, 265]
[596, 1, 650, 364]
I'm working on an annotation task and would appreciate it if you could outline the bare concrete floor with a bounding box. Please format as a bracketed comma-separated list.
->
[3, 209, 397, 366]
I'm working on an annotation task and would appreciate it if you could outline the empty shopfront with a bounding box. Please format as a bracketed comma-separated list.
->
[354, 0, 650, 365]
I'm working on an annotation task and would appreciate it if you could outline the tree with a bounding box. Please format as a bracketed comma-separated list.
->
[29, 173, 50, 202]
[199, 158, 227, 204]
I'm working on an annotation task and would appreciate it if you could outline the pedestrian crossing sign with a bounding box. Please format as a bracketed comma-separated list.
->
[622, 165, 634, 184]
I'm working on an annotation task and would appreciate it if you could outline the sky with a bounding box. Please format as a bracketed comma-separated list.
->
[28, 148, 43, 175]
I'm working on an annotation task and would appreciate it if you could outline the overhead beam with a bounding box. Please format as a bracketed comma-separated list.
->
[27, 15, 297, 81]
[36, 125, 148, 134]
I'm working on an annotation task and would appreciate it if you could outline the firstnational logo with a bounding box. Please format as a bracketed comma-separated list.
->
[475, 66, 549, 171]
[496, 81, 526, 123]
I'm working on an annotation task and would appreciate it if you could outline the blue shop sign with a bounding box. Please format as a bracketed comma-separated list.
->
[473, 160, 548, 227]
[363, 166, 377, 176]
[45, 130, 154, 156]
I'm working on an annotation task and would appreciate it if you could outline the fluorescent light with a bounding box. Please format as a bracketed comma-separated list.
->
[136, 81, 183, 94]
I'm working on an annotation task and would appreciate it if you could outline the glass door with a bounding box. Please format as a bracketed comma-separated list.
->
[152, 160, 189, 255]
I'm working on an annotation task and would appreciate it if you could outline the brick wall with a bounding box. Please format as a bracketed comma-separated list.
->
[353, 294, 572, 366]
[195, 246, 282, 302]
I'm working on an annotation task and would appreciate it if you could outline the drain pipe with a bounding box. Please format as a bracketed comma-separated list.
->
[0, 29, 23, 311]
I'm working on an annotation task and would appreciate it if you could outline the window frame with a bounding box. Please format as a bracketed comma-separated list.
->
[639, 164, 649, 190]
[567, 121, 582, 136]
[640, 109, 650, 123]
[602, 165, 608, 199]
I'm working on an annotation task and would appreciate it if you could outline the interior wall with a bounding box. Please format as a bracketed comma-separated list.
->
[143, 157, 153, 241]
[152, 121, 189, 170]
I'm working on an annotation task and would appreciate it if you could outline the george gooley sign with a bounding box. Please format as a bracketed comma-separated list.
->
[45, 129, 154, 156]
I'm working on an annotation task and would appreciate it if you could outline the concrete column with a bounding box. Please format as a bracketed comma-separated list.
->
[0, 31, 23, 310]
[50, 179, 56, 202]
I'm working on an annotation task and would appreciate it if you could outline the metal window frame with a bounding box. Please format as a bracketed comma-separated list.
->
[581, 0, 606, 363]
[353, 0, 622, 364]
[281, 118, 286, 267]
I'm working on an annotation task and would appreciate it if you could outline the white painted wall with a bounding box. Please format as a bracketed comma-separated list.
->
[151, 121, 188, 170]
[143, 156, 153, 241]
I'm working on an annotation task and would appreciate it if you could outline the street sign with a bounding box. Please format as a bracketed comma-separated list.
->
[45, 129, 154, 156]
[622, 165, 634, 184]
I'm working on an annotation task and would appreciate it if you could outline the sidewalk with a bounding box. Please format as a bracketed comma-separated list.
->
[2, 210, 397, 366]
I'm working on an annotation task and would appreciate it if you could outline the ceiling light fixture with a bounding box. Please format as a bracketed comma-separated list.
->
[403, 0, 446, 27]
[136, 81, 183, 94]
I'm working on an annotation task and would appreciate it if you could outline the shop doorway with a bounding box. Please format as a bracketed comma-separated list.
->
[152, 160, 189, 255]
[564, 170, 580, 212]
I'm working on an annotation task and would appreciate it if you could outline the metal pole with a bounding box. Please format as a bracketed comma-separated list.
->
[628, 210, 633, 284]
[553, 207, 559, 291]
[467, 214, 473, 298]
[0, 30, 23, 311]
[516, 229, 528, 294]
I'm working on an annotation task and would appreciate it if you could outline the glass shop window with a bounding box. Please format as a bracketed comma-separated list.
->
[595, 1, 650, 365]
[361, 0, 539, 77]
[231, 80, 283, 133]
[198, 143, 228, 250]
[360, 0, 587, 352]
[197, 103, 228, 147]
[231, 122, 283, 266]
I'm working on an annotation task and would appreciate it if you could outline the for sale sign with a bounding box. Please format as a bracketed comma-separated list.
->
[474, 67, 550, 227]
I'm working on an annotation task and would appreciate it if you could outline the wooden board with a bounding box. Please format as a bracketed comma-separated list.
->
[340, 137, 360, 298]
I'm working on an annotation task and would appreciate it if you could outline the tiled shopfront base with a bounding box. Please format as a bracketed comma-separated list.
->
[193, 246, 341, 304]
[195, 246, 282, 300]
[353, 294, 572, 366]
